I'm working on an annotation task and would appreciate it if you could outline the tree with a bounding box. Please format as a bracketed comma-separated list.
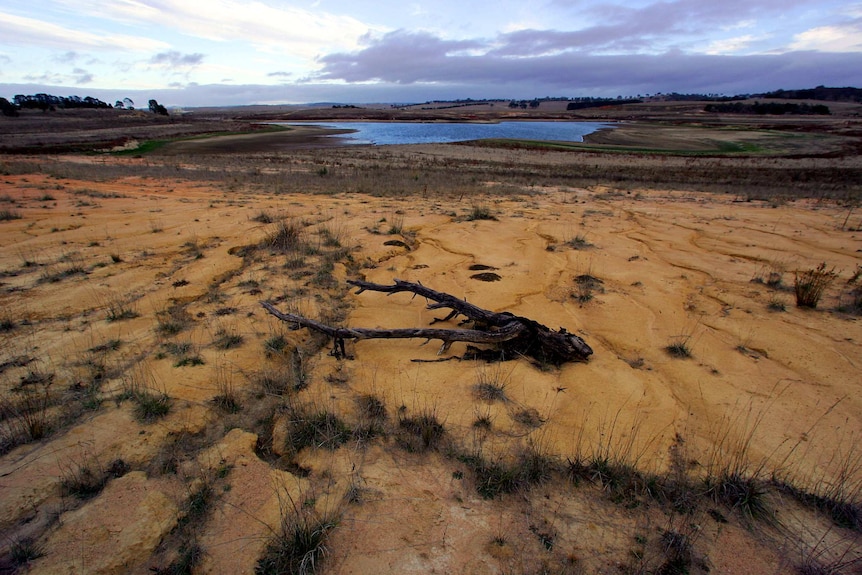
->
[148, 99, 168, 116]
[123, 97, 135, 110]
[0, 97, 18, 117]
[114, 100, 124, 109]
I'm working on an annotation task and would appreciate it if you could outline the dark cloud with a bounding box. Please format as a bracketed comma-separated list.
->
[72, 68, 93, 84]
[557, 0, 808, 35]
[3, 45, 860, 107]
[149, 51, 205, 67]
[496, 0, 817, 55]
[54, 51, 80, 63]
[314, 29, 862, 96]
[317, 30, 485, 84]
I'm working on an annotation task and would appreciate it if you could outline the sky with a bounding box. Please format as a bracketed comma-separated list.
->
[0, 0, 861, 107]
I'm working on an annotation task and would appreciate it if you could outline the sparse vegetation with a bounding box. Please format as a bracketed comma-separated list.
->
[665, 336, 692, 358]
[573, 273, 603, 303]
[566, 232, 592, 249]
[156, 302, 193, 335]
[472, 365, 511, 402]
[465, 204, 497, 221]
[212, 370, 242, 413]
[397, 407, 445, 452]
[795, 262, 837, 309]
[283, 401, 351, 454]
[252, 209, 276, 223]
[0, 208, 22, 221]
[213, 330, 244, 350]
[262, 218, 309, 253]
[838, 265, 862, 315]
[133, 389, 172, 420]
[386, 212, 404, 235]
[767, 295, 787, 311]
[752, 260, 786, 288]
[0, 386, 54, 454]
[106, 296, 139, 322]
[59, 458, 109, 500]
[7, 537, 44, 568]
[264, 334, 288, 357]
[256, 495, 338, 575]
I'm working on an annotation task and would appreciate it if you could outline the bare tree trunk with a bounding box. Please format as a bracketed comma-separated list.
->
[261, 279, 593, 365]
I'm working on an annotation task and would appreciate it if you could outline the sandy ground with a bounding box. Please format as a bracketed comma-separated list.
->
[0, 154, 860, 573]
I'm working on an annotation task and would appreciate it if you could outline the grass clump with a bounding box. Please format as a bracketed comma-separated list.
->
[213, 330, 244, 350]
[460, 454, 520, 499]
[284, 402, 351, 454]
[573, 274, 604, 303]
[702, 400, 771, 521]
[386, 213, 404, 235]
[396, 407, 445, 452]
[60, 459, 109, 500]
[7, 537, 44, 568]
[134, 391, 172, 421]
[157, 542, 204, 575]
[156, 302, 192, 336]
[262, 219, 309, 253]
[131, 389, 172, 422]
[751, 260, 786, 288]
[459, 442, 558, 499]
[0, 317, 16, 332]
[472, 365, 510, 402]
[0, 208, 22, 221]
[353, 393, 388, 441]
[705, 472, 768, 519]
[767, 296, 787, 312]
[465, 205, 497, 221]
[0, 387, 54, 454]
[158, 341, 205, 367]
[566, 452, 651, 505]
[264, 334, 288, 357]
[795, 262, 837, 309]
[174, 355, 205, 367]
[252, 209, 275, 224]
[566, 232, 592, 250]
[665, 336, 692, 358]
[212, 366, 241, 413]
[256, 500, 337, 575]
[838, 265, 862, 315]
[106, 297, 139, 322]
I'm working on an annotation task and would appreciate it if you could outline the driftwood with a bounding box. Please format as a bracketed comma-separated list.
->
[261, 279, 593, 365]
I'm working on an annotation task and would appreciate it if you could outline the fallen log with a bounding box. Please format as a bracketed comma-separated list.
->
[261, 279, 593, 365]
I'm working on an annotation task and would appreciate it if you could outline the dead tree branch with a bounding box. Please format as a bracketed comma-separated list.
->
[261, 279, 593, 365]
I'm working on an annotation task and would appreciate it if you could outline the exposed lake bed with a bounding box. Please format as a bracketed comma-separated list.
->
[1, 101, 861, 574]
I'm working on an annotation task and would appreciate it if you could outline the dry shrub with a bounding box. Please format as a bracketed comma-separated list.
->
[795, 263, 837, 309]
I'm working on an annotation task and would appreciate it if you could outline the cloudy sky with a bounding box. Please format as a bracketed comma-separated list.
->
[1, 0, 860, 106]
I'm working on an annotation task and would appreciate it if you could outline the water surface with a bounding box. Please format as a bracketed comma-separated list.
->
[282, 121, 612, 145]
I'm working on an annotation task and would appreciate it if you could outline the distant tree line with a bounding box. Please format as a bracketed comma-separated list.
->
[704, 101, 831, 115]
[9, 93, 111, 112]
[0, 93, 169, 117]
[566, 98, 642, 110]
[762, 86, 862, 103]
[653, 92, 747, 101]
